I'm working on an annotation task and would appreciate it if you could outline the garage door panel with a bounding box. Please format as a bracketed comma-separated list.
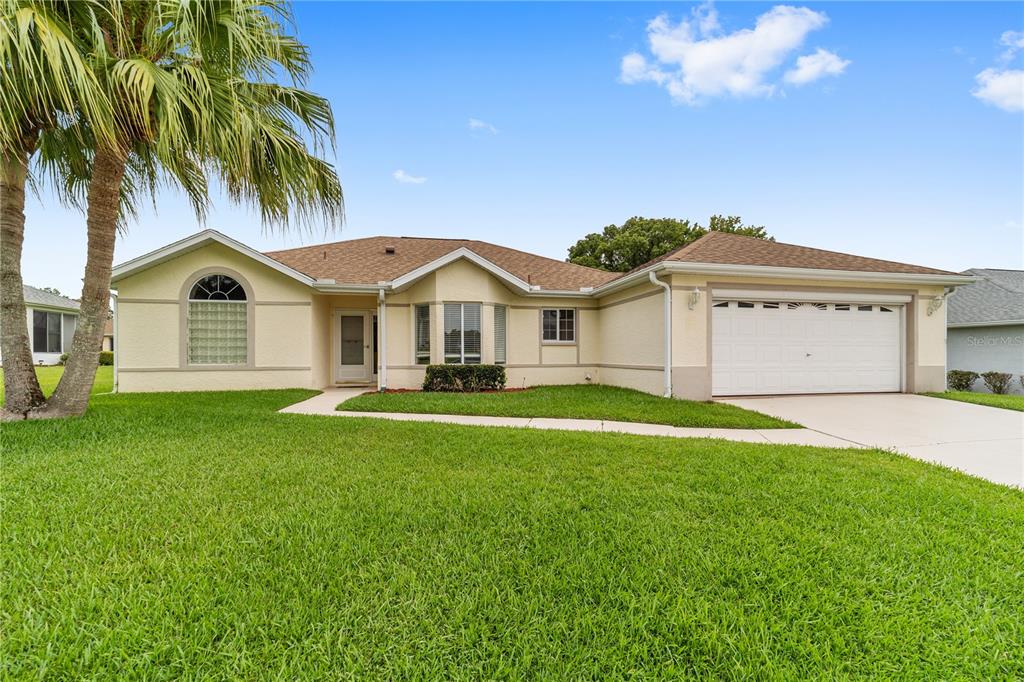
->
[712, 300, 902, 396]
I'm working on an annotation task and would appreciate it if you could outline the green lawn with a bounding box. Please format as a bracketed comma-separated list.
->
[3, 390, 1022, 677]
[0, 365, 113, 402]
[340, 384, 799, 429]
[924, 390, 1024, 412]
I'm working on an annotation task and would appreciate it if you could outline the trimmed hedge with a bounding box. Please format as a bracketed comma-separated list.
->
[423, 364, 506, 392]
[946, 370, 978, 392]
[980, 371, 1012, 395]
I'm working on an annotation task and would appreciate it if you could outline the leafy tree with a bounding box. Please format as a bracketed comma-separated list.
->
[1, 0, 344, 419]
[567, 215, 772, 272]
[39, 286, 62, 296]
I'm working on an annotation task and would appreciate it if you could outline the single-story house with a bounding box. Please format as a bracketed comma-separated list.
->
[109, 229, 973, 399]
[11, 285, 81, 365]
[947, 268, 1024, 394]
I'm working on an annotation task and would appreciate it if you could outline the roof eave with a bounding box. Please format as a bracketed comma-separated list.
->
[591, 261, 977, 297]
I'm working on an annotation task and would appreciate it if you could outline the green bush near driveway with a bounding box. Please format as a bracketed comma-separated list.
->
[924, 391, 1024, 412]
[3, 389, 1023, 677]
[343, 383, 799, 429]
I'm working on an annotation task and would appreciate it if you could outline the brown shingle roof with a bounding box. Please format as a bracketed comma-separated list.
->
[652, 231, 958, 276]
[265, 236, 619, 291]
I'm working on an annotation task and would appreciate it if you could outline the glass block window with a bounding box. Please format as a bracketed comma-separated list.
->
[494, 305, 507, 365]
[443, 303, 481, 364]
[415, 305, 431, 365]
[542, 308, 574, 342]
[187, 274, 247, 365]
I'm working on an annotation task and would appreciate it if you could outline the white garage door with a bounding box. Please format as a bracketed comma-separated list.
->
[712, 300, 902, 396]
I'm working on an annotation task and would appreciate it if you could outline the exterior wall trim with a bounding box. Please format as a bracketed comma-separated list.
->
[120, 366, 310, 373]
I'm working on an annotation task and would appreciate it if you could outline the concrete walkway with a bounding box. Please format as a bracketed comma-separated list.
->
[279, 388, 859, 448]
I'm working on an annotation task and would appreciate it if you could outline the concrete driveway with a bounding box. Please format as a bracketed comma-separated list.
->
[721, 394, 1024, 487]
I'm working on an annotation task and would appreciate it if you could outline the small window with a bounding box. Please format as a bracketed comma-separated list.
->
[32, 311, 62, 353]
[187, 274, 247, 365]
[811, 303, 827, 310]
[879, 306, 893, 313]
[444, 303, 481, 364]
[494, 305, 507, 365]
[713, 301, 730, 308]
[414, 305, 430, 365]
[834, 304, 850, 311]
[857, 305, 873, 312]
[737, 301, 755, 309]
[761, 302, 780, 309]
[542, 309, 575, 342]
[787, 302, 802, 310]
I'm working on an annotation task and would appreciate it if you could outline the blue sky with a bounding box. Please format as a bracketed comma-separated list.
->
[25, 1, 1024, 296]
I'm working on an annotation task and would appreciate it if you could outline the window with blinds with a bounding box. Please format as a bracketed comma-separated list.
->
[415, 305, 430, 365]
[494, 305, 507, 365]
[443, 303, 481, 364]
[187, 274, 248, 365]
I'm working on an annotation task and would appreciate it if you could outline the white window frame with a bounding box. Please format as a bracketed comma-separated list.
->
[541, 308, 576, 344]
[443, 302, 481, 364]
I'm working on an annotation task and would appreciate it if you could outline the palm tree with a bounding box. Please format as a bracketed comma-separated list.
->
[2, 0, 343, 419]
[0, 1, 114, 417]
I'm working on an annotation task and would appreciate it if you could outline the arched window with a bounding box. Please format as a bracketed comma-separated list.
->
[187, 274, 248, 365]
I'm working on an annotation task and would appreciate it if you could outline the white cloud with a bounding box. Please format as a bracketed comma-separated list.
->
[784, 48, 850, 85]
[972, 68, 1024, 112]
[620, 4, 846, 104]
[393, 169, 426, 184]
[971, 31, 1024, 112]
[468, 118, 498, 134]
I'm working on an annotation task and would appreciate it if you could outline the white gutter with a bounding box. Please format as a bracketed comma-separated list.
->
[111, 290, 118, 393]
[649, 272, 672, 398]
[377, 288, 387, 391]
[592, 261, 977, 298]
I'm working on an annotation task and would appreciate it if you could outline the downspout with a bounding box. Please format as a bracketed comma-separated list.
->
[649, 272, 672, 398]
[111, 290, 118, 393]
[377, 288, 387, 391]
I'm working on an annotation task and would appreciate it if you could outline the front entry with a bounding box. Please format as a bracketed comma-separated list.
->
[335, 311, 372, 383]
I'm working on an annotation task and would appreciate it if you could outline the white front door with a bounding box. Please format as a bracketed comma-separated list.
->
[336, 311, 372, 383]
[712, 300, 902, 396]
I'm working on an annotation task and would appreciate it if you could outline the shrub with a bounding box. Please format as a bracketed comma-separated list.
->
[423, 364, 506, 392]
[946, 370, 978, 392]
[98, 351, 114, 366]
[59, 353, 69, 366]
[980, 371, 1012, 395]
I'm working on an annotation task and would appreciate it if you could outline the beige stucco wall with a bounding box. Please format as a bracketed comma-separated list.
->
[115, 242, 316, 392]
[113, 242, 952, 398]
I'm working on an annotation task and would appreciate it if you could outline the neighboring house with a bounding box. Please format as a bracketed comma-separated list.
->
[18, 286, 79, 365]
[947, 268, 1024, 394]
[109, 229, 972, 398]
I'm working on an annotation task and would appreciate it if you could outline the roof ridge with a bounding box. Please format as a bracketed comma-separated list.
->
[464, 239, 614, 277]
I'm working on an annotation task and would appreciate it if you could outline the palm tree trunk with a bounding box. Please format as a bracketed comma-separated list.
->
[0, 146, 45, 419]
[33, 145, 126, 419]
